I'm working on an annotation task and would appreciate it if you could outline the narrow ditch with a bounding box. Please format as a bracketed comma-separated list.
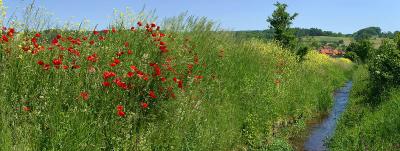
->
[303, 81, 353, 151]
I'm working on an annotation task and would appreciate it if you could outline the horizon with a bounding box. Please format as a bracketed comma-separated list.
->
[4, 0, 400, 34]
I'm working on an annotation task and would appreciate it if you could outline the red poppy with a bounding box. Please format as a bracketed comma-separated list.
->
[127, 50, 133, 55]
[117, 111, 126, 117]
[103, 71, 116, 79]
[80, 92, 89, 100]
[150, 63, 161, 76]
[159, 45, 168, 53]
[127, 72, 134, 78]
[151, 23, 156, 28]
[72, 65, 81, 69]
[113, 78, 128, 90]
[137, 21, 142, 26]
[102, 29, 109, 34]
[87, 53, 98, 62]
[63, 65, 69, 70]
[37, 60, 44, 66]
[52, 59, 62, 66]
[93, 30, 99, 35]
[130, 27, 135, 31]
[195, 75, 203, 80]
[124, 42, 129, 47]
[102, 81, 111, 87]
[2, 35, 9, 42]
[117, 105, 124, 111]
[160, 41, 166, 45]
[51, 38, 59, 45]
[178, 80, 183, 89]
[112, 27, 116, 33]
[149, 90, 157, 99]
[141, 102, 149, 109]
[89, 40, 95, 45]
[160, 77, 167, 82]
[56, 34, 62, 39]
[116, 51, 124, 57]
[110, 63, 117, 67]
[43, 64, 51, 70]
[113, 58, 121, 64]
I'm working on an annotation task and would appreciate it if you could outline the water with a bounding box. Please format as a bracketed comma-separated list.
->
[304, 81, 353, 151]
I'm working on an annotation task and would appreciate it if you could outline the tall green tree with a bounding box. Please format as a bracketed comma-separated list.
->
[267, 2, 298, 49]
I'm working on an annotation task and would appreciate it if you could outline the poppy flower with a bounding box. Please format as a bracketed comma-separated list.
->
[102, 81, 111, 87]
[141, 102, 148, 109]
[116, 51, 124, 57]
[127, 72, 134, 78]
[31, 37, 37, 44]
[127, 50, 133, 55]
[102, 29, 109, 34]
[51, 38, 59, 45]
[43, 64, 51, 70]
[56, 34, 62, 39]
[160, 41, 166, 45]
[87, 54, 97, 62]
[72, 65, 81, 69]
[117, 105, 124, 111]
[110, 63, 117, 67]
[113, 78, 128, 90]
[80, 92, 89, 100]
[160, 77, 167, 82]
[159, 45, 168, 53]
[2, 35, 9, 42]
[113, 58, 121, 64]
[151, 23, 156, 28]
[52, 59, 62, 66]
[37, 60, 44, 66]
[124, 42, 129, 47]
[103, 71, 116, 79]
[35, 33, 41, 37]
[117, 111, 126, 117]
[130, 27, 135, 31]
[112, 27, 116, 33]
[149, 90, 157, 99]
[93, 30, 99, 35]
[178, 80, 183, 89]
[63, 65, 69, 70]
[137, 21, 142, 26]
[89, 40, 95, 45]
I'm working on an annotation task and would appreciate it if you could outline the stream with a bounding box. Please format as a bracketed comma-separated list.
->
[304, 81, 353, 151]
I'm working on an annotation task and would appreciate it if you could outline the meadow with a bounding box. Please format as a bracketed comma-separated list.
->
[0, 13, 356, 150]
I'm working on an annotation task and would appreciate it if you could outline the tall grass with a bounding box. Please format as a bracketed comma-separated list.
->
[0, 9, 354, 150]
[329, 66, 400, 150]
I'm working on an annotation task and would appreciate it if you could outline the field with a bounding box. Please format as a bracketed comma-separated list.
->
[0, 14, 356, 150]
[301, 36, 384, 48]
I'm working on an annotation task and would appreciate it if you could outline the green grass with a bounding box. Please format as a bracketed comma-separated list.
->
[302, 36, 384, 48]
[0, 14, 354, 150]
[329, 66, 400, 150]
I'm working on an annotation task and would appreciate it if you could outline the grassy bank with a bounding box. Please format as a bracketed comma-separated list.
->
[0, 15, 353, 150]
[329, 66, 400, 150]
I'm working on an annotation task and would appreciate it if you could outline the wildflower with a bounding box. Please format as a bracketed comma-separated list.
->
[51, 38, 59, 45]
[52, 59, 62, 66]
[127, 49, 133, 55]
[80, 92, 89, 100]
[117, 105, 124, 111]
[2, 35, 8, 42]
[150, 63, 161, 76]
[160, 41, 166, 45]
[117, 111, 126, 117]
[130, 27, 135, 31]
[112, 27, 116, 33]
[149, 90, 157, 99]
[35, 33, 41, 37]
[56, 34, 62, 39]
[127, 72, 135, 78]
[72, 65, 81, 69]
[103, 71, 116, 79]
[110, 63, 117, 67]
[102, 81, 111, 87]
[37, 60, 44, 66]
[160, 77, 167, 82]
[113, 58, 121, 64]
[137, 21, 142, 27]
[87, 53, 98, 62]
[89, 40, 95, 45]
[151, 23, 156, 28]
[124, 42, 129, 47]
[141, 102, 149, 109]
[159, 45, 168, 53]
[63, 65, 69, 70]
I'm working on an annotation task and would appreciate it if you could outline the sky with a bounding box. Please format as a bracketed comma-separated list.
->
[3, 0, 400, 34]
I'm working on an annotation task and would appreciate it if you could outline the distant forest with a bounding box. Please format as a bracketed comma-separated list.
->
[233, 27, 399, 40]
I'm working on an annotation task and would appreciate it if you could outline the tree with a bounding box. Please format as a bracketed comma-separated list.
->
[346, 40, 373, 63]
[353, 27, 381, 41]
[267, 2, 298, 49]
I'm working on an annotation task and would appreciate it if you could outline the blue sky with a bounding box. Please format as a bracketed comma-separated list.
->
[4, 0, 400, 34]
